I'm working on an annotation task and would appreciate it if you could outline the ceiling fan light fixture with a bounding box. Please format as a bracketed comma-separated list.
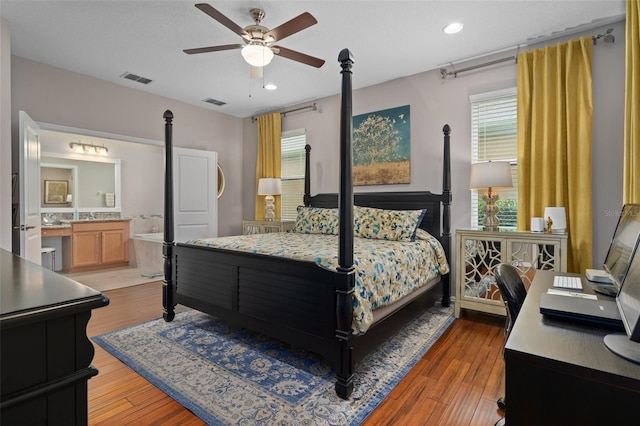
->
[241, 44, 274, 67]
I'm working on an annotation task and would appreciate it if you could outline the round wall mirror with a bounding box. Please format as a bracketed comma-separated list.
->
[217, 164, 225, 198]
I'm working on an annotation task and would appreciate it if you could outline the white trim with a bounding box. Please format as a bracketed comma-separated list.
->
[282, 128, 306, 138]
[37, 121, 162, 147]
[469, 87, 516, 103]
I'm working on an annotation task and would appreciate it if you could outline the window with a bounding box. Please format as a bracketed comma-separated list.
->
[280, 129, 306, 221]
[470, 88, 518, 228]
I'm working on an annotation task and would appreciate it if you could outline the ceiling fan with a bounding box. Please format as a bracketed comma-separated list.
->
[184, 3, 325, 69]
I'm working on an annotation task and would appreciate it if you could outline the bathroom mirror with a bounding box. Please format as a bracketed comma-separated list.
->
[41, 152, 121, 213]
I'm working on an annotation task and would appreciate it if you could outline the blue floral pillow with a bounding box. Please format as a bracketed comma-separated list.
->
[294, 206, 339, 235]
[354, 206, 426, 242]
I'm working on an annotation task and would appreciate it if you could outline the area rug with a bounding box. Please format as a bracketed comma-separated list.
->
[93, 304, 454, 425]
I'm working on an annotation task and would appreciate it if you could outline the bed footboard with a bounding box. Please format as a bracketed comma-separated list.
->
[169, 244, 350, 371]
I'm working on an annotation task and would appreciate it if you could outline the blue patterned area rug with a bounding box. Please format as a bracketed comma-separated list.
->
[93, 304, 454, 425]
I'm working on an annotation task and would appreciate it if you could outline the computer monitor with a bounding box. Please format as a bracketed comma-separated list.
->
[604, 228, 640, 364]
[602, 204, 640, 290]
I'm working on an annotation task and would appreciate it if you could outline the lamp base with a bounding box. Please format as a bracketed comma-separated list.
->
[482, 191, 501, 232]
[264, 195, 275, 222]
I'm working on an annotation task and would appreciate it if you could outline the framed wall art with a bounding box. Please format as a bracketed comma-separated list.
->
[44, 180, 68, 204]
[352, 104, 410, 186]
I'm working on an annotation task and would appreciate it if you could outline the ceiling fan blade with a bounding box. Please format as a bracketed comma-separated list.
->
[265, 12, 317, 42]
[184, 44, 243, 55]
[195, 3, 247, 37]
[273, 46, 325, 68]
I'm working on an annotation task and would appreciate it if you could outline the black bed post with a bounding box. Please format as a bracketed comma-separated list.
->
[162, 110, 176, 322]
[335, 48, 356, 400]
[303, 144, 311, 206]
[441, 124, 452, 307]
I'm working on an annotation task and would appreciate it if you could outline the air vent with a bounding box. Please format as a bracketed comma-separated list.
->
[120, 72, 153, 85]
[203, 98, 226, 106]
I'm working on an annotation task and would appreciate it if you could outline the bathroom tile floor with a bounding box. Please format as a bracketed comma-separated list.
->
[63, 266, 161, 292]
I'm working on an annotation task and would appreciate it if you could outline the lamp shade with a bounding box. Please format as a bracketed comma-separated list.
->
[257, 178, 282, 195]
[544, 207, 567, 234]
[241, 44, 274, 67]
[469, 161, 513, 190]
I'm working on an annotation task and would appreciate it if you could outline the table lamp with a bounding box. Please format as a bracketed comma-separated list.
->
[470, 161, 513, 231]
[257, 178, 282, 221]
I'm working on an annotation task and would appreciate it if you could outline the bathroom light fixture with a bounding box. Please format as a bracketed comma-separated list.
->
[69, 141, 108, 156]
[443, 22, 464, 34]
[241, 43, 274, 67]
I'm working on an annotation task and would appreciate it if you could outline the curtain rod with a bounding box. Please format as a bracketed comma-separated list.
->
[440, 28, 615, 79]
[251, 102, 318, 123]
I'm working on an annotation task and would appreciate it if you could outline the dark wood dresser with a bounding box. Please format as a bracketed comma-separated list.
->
[1, 249, 109, 425]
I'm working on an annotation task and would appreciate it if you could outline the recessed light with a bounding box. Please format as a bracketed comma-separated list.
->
[264, 83, 277, 91]
[443, 22, 464, 34]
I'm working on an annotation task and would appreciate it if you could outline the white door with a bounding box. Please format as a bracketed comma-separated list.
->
[173, 148, 218, 243]
[18, 111, 42, 262]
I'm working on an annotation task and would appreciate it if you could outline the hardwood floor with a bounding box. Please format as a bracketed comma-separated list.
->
[87, 282, 506, 425]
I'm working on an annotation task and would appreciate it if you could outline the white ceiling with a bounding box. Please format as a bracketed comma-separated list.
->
[0, 0, 626, 118]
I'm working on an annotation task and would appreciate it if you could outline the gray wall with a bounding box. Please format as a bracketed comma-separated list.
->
[9, 56, 245, 236]
[243, 20, 627, 285]
[3, 18, 626, 278]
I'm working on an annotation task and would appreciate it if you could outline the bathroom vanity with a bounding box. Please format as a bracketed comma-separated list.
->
[66, 219, 130, 272]
[42, 219, 130, 273]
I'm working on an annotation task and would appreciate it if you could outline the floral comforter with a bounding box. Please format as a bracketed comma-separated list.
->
[186, 229, 449, 334]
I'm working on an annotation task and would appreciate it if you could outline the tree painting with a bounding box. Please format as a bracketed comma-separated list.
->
[352, 105, 410, 185]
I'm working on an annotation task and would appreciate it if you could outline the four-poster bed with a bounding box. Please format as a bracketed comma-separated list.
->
[162, 48, 452, 399]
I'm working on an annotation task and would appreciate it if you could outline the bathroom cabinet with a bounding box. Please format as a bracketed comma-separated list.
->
[64, 220, 130, 272]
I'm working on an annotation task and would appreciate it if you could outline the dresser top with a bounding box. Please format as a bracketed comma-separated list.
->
[0, 249, 109, 324]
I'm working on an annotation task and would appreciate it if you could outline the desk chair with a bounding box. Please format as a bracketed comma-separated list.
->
[494, 263, 527, 426]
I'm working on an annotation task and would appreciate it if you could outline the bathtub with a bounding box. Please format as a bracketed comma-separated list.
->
[131, 233, 164, 278]
[133, 232, 164, 242]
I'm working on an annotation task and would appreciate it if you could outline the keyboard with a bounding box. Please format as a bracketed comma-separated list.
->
[553, 275, 583, 290]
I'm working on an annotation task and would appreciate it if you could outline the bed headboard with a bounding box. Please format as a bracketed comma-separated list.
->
[306, 191, 444, 239]
[304, 124, 452, 249]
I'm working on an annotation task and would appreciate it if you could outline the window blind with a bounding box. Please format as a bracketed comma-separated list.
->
[470, 89, 518, 228]
[281, 129, 306, 221]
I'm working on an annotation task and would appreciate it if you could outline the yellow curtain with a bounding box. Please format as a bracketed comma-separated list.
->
[255, 113, 282, 220]
[624, 0, 640, 203]
[517, 37, 593, 273]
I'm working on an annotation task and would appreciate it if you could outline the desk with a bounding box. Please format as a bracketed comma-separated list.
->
[505, 270, 640, 425]
[0, 249, 109, 425]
